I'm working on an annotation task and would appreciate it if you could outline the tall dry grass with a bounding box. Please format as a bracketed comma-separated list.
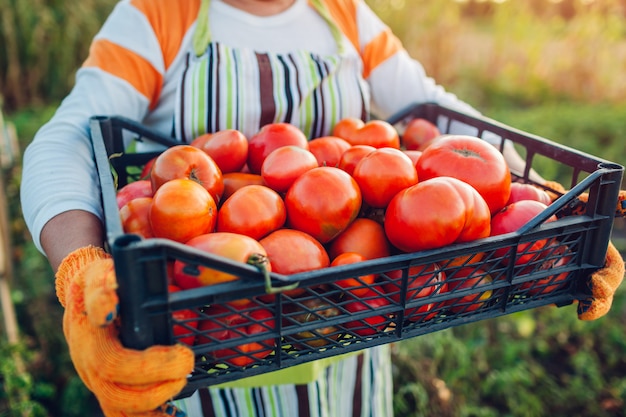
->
[368, 0, 626, 106]
[0, 0, 118, 110]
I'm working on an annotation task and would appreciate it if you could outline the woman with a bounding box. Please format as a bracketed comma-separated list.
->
[20, 0, 594, 416]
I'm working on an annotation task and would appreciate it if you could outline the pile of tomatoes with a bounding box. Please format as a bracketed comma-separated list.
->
[116, 116, 567, 367]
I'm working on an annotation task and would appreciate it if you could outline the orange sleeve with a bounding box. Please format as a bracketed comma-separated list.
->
[131, 0, 202, 69]
[322, 0, 404, 79]
[82, 0, 201, 109]
[360, 29, 403, 79]
[83, 40, 164, 108]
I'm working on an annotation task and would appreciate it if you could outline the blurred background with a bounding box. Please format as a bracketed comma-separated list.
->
[1, 0, 625, 416]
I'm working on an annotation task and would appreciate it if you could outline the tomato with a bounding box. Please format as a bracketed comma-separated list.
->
[383, 263, 446, 322]
[258, 228, 330, 300]
[308, 136, 352, 167]
[259, 229, 329, 276]
[196, 304, 275, 367]
[261, 145, 319, 193]
[150, 178, 217, 243]
[416, 135, 511, 214]
[521, 244, 572, 295]
[444, 267, 494, 314]
[329, 252, 376, 297]
[343, 288, 391, 336]
[507, 182, 552, 206]
[490, 200, 557, 265]
[352, 147, 419, 208]
[384, 176, 491, 253]
[116, 179, 153, 209]
[332, 118, 400, 149]
[222, 172, 265, 201]
[403, 150, 422, 167]
[191, 129, 248, 174]
[120, 197, 154, 239]
[327, 217, 391, 261]
[402, 117, 441, 151]
[150, 144, 224, 204]
[285, 166, 362, 244]
[445, 252, 485, 268]
[217, 184, 286, 240]
[337, 144, 376, 176]
[173, 232, 268, 292]
[140, 157, 156, 180]
[168, 284, 199, 346]
[247, 123, 309, 174]
[285, 297, 342, 349]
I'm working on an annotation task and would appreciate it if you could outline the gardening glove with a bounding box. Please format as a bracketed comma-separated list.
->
[542, 180, 626, 321]
[56, 246, 195, 417]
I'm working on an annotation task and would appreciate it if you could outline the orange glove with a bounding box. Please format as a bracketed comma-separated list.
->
[56, 246, 195, 417]
[542, 181, 625, 321]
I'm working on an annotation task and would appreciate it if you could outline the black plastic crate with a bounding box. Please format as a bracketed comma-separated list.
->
[90, 103, 623, 398]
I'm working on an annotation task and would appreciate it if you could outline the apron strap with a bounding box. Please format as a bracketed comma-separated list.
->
[192, 0, 345, 57]
[193, 0, 211, 57]
[309, 0, 345, 54]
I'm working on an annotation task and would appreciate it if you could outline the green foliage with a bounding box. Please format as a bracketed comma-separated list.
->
[0, 341, 50, 416]
[392, 286, 626, 417]
[481, 102, 626, 189]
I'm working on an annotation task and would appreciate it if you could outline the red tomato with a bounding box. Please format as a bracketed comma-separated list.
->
[140, 157, 156, 180]
[332, 118, 400, 149]
[402, 117, 441, 151]
[521, 244, 572, 295]
[191, 129, 249, 174]
[416, 135, 511, 214]
[507, 182, 552, 206]
[343, 288, 391, 336]
[384, 177, 491, 253]
[444, 267, 494, 314]
[173, 232, 269, 292]
[247, 123, 309, 174]
[217, 185, 286, 240]
[352, 147, 419, 208]
[383, 263, 446, 322]
[196, 304, 275, 367]
[308, 136, 352, 167]
[150, 178, 217, 243]
[490, 200, 557, 265]
[330, 252, 376, 297]
[168, 284, 199, 346]
[116, 180, 153, 209]
[403, 150, 423, 167]
[222, 172, 265, 202]
[120, 197, 154, 239]
[260, 229, 330, 276]
[285, 167, 362, 243]
[327, 217, 391, 261]
[261, 145, 319, 193]
[259, 228, 330, 300]
[337, 144, 376, 176]
[150, 144, 224, 204]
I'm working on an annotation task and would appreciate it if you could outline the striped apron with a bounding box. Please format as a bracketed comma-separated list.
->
[174, 0, 370, 141]
[173, 0, 393, 415]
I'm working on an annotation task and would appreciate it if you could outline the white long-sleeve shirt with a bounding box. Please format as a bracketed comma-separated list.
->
[21, 0, 477, 253]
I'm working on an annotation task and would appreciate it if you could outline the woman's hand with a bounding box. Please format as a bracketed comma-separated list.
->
[55, 246, 195, 416]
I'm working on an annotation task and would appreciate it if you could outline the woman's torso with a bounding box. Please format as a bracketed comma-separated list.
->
[146, 0, 369, 141]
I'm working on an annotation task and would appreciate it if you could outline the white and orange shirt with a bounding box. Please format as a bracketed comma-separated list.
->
[21, 0, 476, 253]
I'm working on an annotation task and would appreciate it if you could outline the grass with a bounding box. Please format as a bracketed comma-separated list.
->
[392, 285, 626, 417]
